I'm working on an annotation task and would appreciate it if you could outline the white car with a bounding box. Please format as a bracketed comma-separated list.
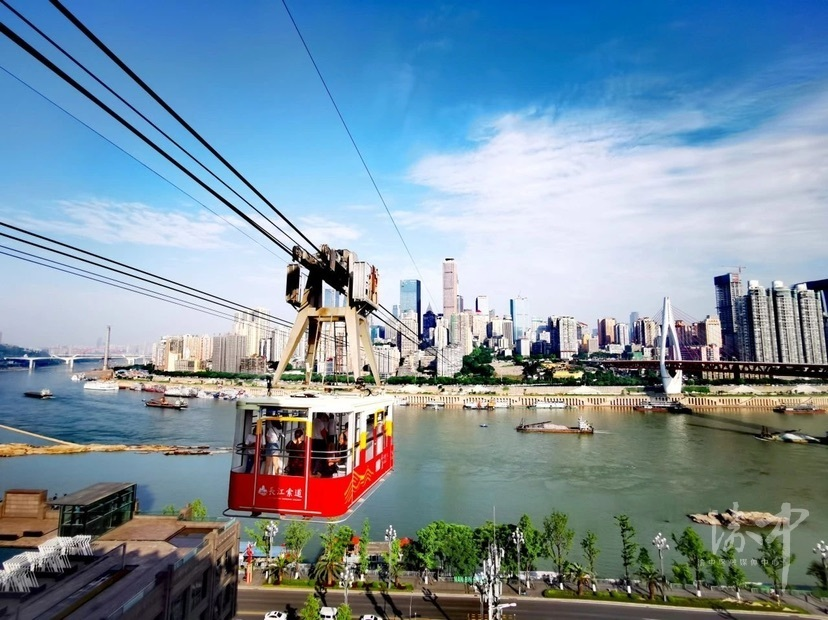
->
[263, 612, 288, 620]
[320, 607, 338, 620]
[359, 615, 382, 620]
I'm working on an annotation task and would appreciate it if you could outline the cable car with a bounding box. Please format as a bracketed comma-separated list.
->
[227, 392, 394, 521]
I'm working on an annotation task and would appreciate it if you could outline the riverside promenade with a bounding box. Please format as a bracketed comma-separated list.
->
[238, 568, 828, 617]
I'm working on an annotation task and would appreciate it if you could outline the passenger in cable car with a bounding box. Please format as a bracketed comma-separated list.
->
[264, 421, 285, 475]
[311, 413, 330, 474]
[284, 428, 306, 475]
[243, 428, 260, 474]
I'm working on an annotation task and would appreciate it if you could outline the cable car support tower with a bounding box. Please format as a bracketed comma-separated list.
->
[272, 245, 383, 386]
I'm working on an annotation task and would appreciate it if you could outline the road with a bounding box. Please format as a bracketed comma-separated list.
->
[237, 588, 818, 620]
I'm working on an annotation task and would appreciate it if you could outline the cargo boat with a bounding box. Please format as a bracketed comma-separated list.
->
[515, 417, 594, 434]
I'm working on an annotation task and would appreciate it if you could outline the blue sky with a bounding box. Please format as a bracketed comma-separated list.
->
[1, 1, 827, 348]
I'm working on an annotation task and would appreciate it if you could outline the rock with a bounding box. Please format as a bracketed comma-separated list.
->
[688, 509, 787, 527]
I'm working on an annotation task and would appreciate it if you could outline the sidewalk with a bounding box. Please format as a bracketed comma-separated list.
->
[240, 569, 828, 617]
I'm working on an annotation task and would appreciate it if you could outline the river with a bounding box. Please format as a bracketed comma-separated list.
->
[1, 363, 826, 585]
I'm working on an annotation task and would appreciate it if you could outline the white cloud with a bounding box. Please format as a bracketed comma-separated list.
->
[398, 89, 828, 322]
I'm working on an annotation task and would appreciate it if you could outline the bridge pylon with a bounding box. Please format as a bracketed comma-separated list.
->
[659, 296, 683, 395]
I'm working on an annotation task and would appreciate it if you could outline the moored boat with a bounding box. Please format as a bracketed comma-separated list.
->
[463, 399, 486, 409]
[83, 380, 120, 392]
[515, 417, 594, 434]
[145, 397, 188, 410]
[773, 402, 825, 414]
[424, 401, 444, 409]
[488, 399, 511, 409]
[24, 388, 53, 399]
[633, 400, 692, 414]
[532, 400, 567, 409]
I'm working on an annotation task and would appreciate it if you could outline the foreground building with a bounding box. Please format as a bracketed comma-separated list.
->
[0, 484, 240, 620]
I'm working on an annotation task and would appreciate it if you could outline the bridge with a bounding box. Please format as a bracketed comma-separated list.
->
[0, 354, 148, 370]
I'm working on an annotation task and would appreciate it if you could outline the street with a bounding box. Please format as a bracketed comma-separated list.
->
[237, 587, 820, 620]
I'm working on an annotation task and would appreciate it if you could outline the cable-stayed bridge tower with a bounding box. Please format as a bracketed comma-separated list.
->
[659, 296, 683, 395]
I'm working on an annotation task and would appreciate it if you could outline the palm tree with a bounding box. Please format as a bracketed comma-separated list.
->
[270, 554, 290, 584]
[636, 563, 662, 600]
[567, 563, 591, 596]
[313, 524, 348, 587]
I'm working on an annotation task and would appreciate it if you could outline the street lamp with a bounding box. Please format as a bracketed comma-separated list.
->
[341, 555, 354, 605]
[510, 527, 524, 596]
[814, 540, 828, 592]
[385, 524, 397, 592]
[652, 532, 668, 602]
[478, 541, 505, 620]
[265, 521, 279, 584]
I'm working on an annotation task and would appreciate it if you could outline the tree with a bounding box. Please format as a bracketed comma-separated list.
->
[336, 604, 351, 620]
[580, 530, 599, 584]
[807, 560, 828, 593]
[706, 550, 725, 586]
[284, 521, 313, 579]
[720, 543, 746, 600]
[161, 504, 177, 516]
[757, 533, 795, 600]
[637, 563, 662, 600]
[614, 514, 638, 585]
[313, 524, 353, 587]
[672, 527, 707, 597]
[671, 562, 693, 588]
[244, 519, 281, 558]
[567, 562, 591, 596]
[458, 346, 495, 379]
[517, 514, 542, 576]
[270, 554, 290, 585]
[189, 498, 208, 521]
[359, 519, 371, 580]
[299, 592, 321, 620]
[542, 511, 574, 580]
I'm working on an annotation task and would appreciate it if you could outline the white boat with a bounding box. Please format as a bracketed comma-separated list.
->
[463, 399, 487, 409]
[394, 397, 410, 406]
[533, 400, 567, 409]
[83, 380, 119, 392]
[70, 373, 86, 382]
[488, 399, 511, 409]
[424, 401, 444, 409]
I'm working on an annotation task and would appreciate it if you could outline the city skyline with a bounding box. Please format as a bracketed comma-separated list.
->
[2, 1, 827, 346]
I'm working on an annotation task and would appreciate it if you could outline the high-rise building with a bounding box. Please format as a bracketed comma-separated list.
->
[211, 333, 247, 373]
[399, 310, 419, 358]
[745, 281, 777, 362]
[399, 279, 422, 339]
[771, 281, 802, 363]
[442, 258, 458, 316]
[510, 296, 530, 343]
[422, 305, 437, 346]
[629, 311, 639, 341]
[233, 307, 270, 357]
[549, 316, 578, 360]
[614, 322, 630, 347]
[597, 317, 616, 348]
[714, 272, 744, 358]
[700, 315, 722, 347]
[475, 295, 489, 316]
[794, 284, 828, 364]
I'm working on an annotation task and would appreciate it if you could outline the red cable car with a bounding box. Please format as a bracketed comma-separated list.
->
[227, 392, 394, 521]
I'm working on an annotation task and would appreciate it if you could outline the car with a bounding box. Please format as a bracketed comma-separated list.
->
[319, 607, 338, 620]
[359, 615, 382, 620]
[263, 612, 288, 620]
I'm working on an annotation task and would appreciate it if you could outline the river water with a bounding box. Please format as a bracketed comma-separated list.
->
[1, 364, 826, 584]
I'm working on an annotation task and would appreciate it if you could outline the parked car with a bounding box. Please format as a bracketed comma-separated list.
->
[263, 612, 288, 620]
[359, 615, 382, 620]
[320, 607, 338, 620]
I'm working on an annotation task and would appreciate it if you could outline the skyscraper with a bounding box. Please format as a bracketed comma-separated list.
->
[475, 295, 489, 316]
[597, 317, 616, 348]
[795, 284, 828, 364]
[549, 316, 578, 360]
[442, 258, 458, 316]
[399, 279, 422, 339]
[745, 281, 777, 363]
[771, 281, 802, 363]
[714, 272, 744, 359]
[510, 296, 530, 342]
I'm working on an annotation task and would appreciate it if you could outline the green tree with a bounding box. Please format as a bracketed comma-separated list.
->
[359, 519, 371, 580]
[161, 504, 177, 516]
[671, 562, 693, 588]
[807, 560, 828, 593]
[542, 511, 574, 579]
[636, 563, 662, 600]
[720, 543, 746, 600]
[244, 519, 281, 558]
[580, 530, 599, 583]
[284, 521, 313, 579]
[270, 554, 290, 585]
[567, 562, 591, 596]
[336, 604, 351, 620]
[386, 537, 403, 587]
[672, 527, 707, 597]
[517, 514, 542, 574]
[313, 524, 354, 587]
[706, 550, 725, 586]
[458, 346, 495, 379]
[757, 533, 795, 600]
[188, 498, 208, 521]
[614, 514, 638, 585]
[299, 592, 321, 620]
